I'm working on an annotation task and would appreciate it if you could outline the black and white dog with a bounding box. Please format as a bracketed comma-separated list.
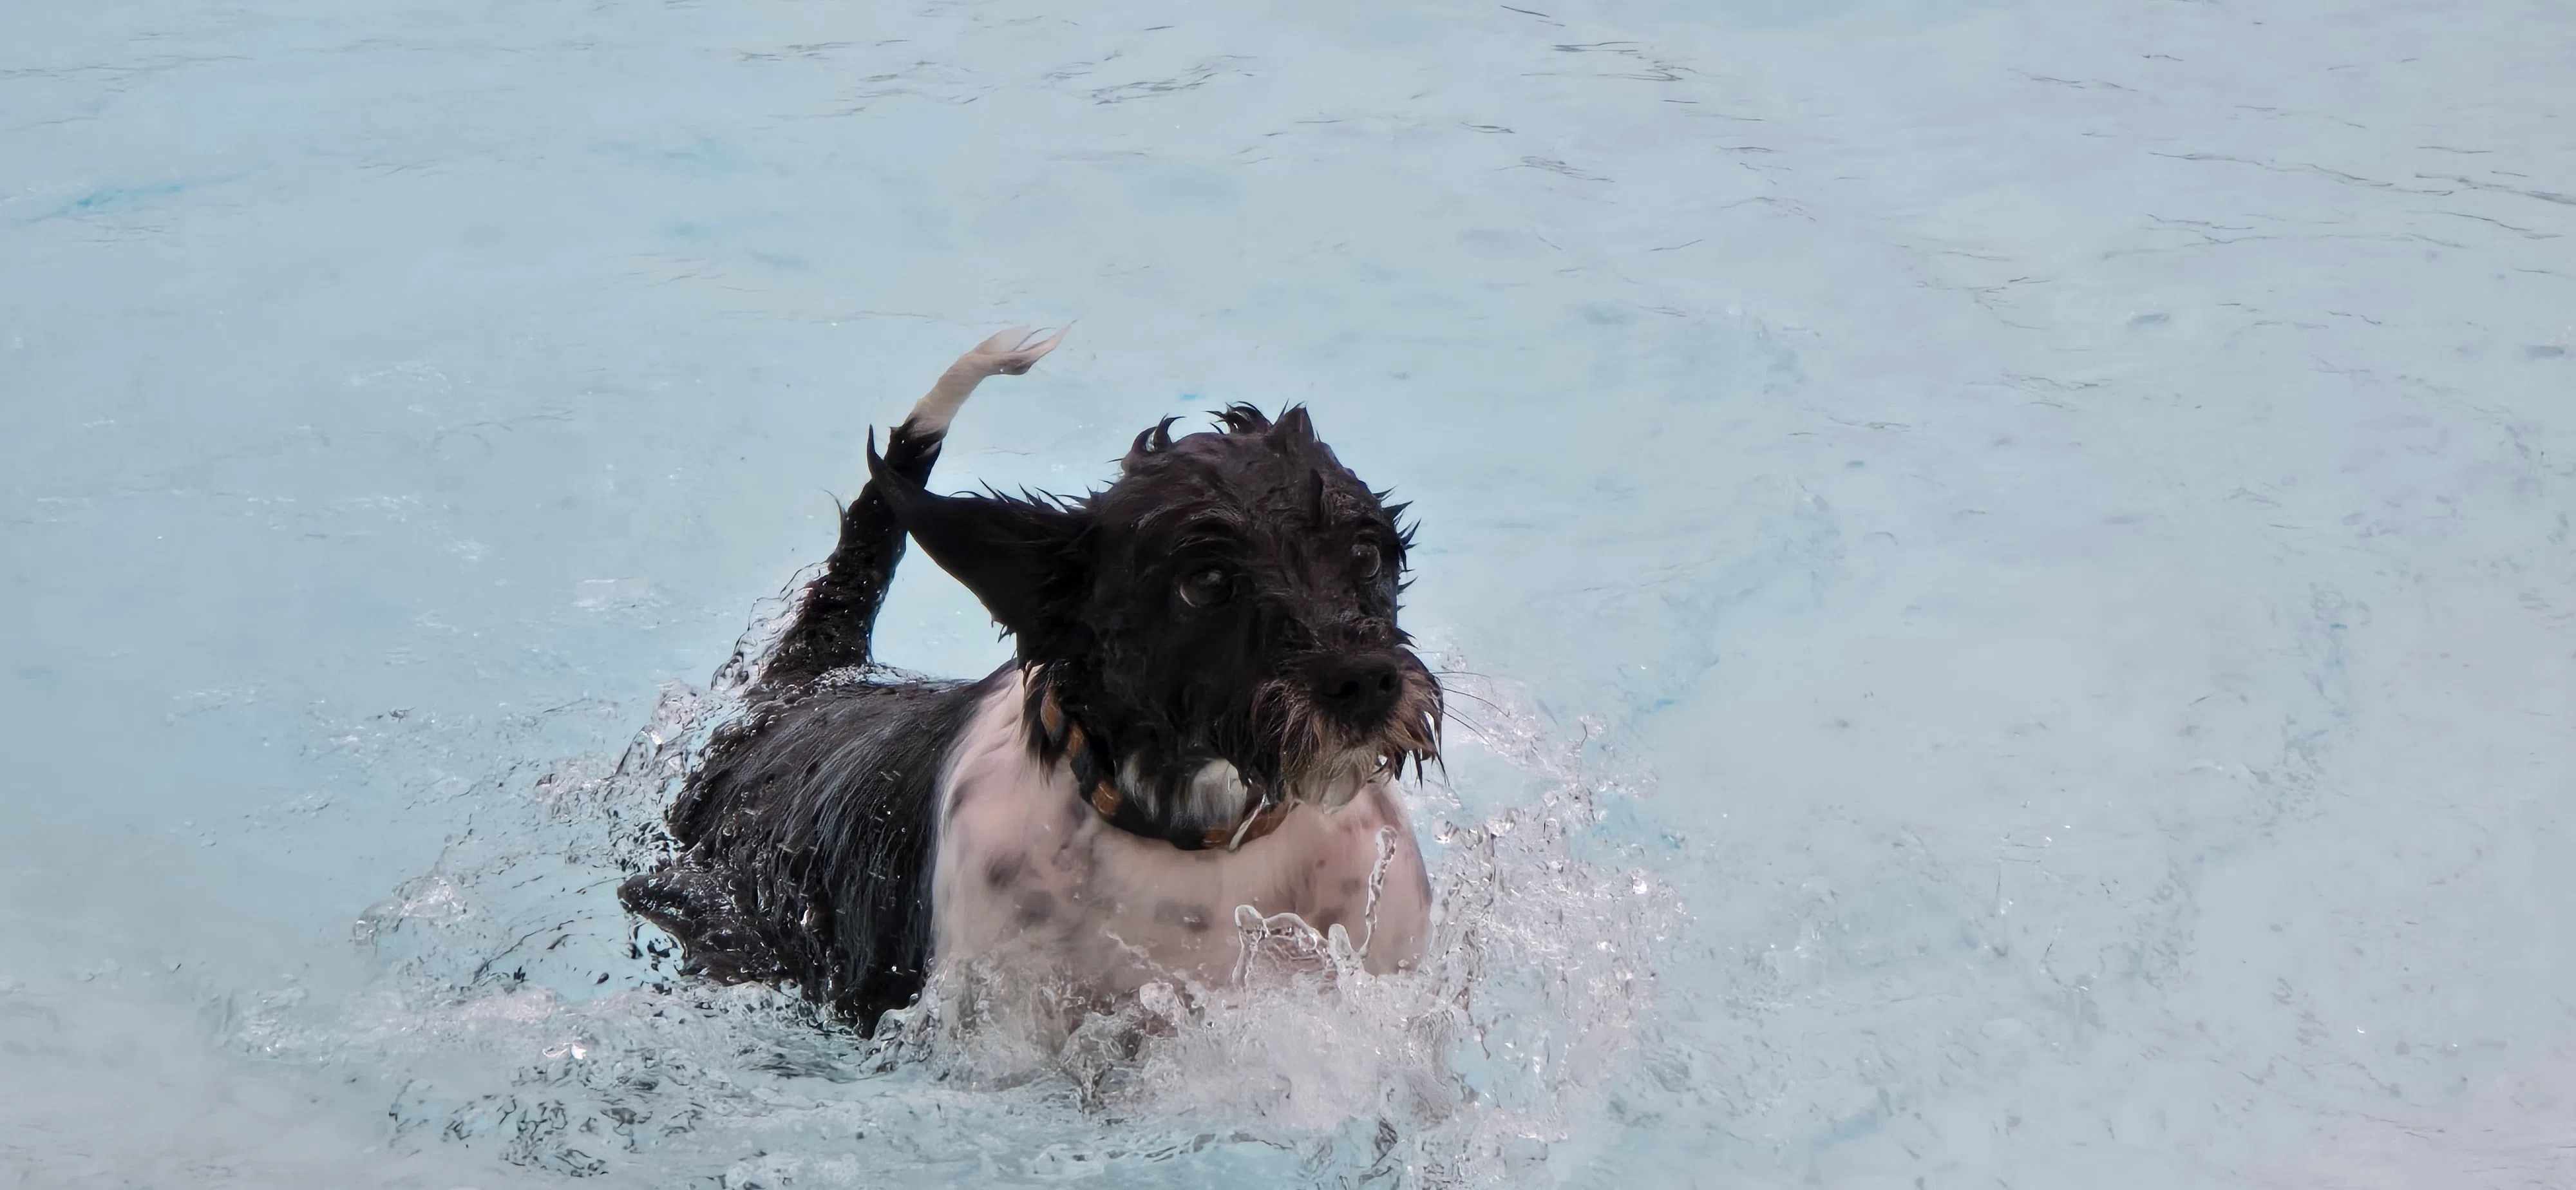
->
[620, 330, 1440, 1036]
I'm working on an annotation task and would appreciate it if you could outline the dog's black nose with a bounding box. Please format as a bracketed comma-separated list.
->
[1313, 655, 1405, 724]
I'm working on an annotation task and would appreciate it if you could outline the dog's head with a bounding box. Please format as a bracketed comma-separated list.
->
[869, 405, 1439, 826]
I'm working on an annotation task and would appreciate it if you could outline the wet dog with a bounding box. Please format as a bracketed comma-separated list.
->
[620, 330, 1439, 1035]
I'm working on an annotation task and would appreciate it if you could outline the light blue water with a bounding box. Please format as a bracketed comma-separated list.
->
[5, 1, 2571, 1185]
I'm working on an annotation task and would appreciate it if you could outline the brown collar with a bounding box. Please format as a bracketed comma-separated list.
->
[1037, 686, 1292, 852]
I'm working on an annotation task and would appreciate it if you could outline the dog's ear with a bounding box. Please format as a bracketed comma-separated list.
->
[869, 435, 1084, 646]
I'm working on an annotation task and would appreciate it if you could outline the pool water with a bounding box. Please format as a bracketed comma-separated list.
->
[4, 1, 2570, 1185]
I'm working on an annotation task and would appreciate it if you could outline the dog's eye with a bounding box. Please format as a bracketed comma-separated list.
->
[1179, 567, 1233, 609]
[1352, 542, 1383, 580]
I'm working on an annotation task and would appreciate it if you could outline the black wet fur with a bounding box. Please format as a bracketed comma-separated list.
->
[869, 403, 1439, 836]
[621, 403, 1438, 1034]
[618, 417, 969, 1030]
[621, 668, 996, 1025]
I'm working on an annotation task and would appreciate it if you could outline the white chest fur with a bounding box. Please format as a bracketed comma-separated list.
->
[929, 674, 1432, 1006]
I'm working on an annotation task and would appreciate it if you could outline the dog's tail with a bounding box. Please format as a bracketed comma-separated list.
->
[759, 328, 1066, 689]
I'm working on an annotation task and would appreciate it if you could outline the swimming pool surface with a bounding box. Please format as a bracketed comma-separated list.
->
[5, 1, 2571, 1185]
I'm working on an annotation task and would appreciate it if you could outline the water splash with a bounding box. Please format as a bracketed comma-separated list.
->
[238, 609, 1678, 1187]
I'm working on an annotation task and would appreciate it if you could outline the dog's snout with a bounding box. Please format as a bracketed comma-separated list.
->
[1313, 655, 1405, 722]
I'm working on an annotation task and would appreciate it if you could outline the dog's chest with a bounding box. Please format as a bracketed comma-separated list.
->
[927, 677, 1430, 993]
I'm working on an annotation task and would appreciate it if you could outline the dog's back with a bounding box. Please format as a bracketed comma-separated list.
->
[623, 673, 996, 1023]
